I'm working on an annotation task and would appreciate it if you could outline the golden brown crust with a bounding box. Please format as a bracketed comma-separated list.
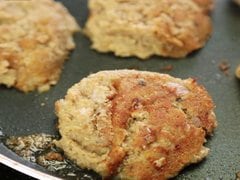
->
[55, 70, 217, 179]
[84, 0, 213, 59]
[0, 0, 79, 92]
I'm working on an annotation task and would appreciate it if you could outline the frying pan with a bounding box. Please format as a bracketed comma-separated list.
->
[0, 0, 240, 179]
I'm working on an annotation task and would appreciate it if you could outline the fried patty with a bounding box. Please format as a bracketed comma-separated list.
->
[55, 70, 217, 179]
[0, 0, 79, 92]
[84, 0, 213, 59]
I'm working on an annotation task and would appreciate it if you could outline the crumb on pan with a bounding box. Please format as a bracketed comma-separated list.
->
[0, 0, 79, 92]
[160, 65, 174, 72]
[55, 70, 217, 179]
[218, 61, 230, 76]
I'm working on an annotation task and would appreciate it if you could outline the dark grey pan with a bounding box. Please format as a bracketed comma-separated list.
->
[0, 0, 240, 179]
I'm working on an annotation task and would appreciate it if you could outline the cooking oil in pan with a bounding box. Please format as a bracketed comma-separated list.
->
[4, 133, 99, 179]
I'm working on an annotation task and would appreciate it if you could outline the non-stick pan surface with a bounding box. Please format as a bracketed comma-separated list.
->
[0, 0, 240, 179]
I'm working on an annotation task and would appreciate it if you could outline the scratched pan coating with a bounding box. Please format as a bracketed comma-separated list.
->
[0, 0, 240, 179]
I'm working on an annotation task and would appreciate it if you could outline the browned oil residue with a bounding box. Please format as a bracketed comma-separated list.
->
[5, 134, 77, 177]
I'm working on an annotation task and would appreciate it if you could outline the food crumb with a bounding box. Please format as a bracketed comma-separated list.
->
[218, 61, 230, 76]
[44, 152, 64, 161]
[160, 65, 174, 71]
[37, 154, 68, 172]
[67, 172, 76, 176]
[41, 102, 45, 107]
[235, 65, 240, 79]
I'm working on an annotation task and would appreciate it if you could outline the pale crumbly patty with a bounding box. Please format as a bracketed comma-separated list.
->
[0, 0, 79, 92]
[55, 70, 217, 179]
[84, 0, 213, 59]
